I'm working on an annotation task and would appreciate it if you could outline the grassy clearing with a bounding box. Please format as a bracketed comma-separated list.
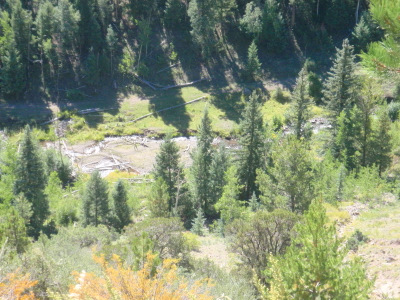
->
[342, 203, 400, 299]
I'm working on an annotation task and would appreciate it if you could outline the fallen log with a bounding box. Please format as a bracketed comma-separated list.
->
[127, 96, 207, 124]
[156, 63, 180, 74]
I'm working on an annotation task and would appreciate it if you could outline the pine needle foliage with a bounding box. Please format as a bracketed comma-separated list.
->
[260, 200, 373, 299]
[323, 39, 358, 124]
[14, 125, 49, 238]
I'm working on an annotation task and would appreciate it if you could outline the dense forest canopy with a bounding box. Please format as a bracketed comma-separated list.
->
[1, 0, 400, 299]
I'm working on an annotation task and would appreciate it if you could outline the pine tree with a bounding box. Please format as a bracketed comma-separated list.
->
[14, 125, 49, 238]
[84, 48, 100, 87]
[323, 39, 358, 125]
[0, 207, 30, 255]
[240, 2, 263, 39]
[112, 180, 131, 231]
[334, 106, 363, 171]
[83, 171, 109, 227]
[188, 0, 217, 56]
[10, 0, 31, 66]
[106, 25, 118, 76]
[260, 200, 373, 299]
[153, 135, 184, 212]
[0, 45, 26, 98]
[261, 0, 287, 53]
[372, 108, 392, 176]
[286, 64, 313, 139]
[191, 208, 206, 236]
[237, 91, 265, 200]
[249, 192, 260, 212]
[215, 166, 245, 224]
[258, 137, 315, 213]
[360, 0, 400, 74]
[246, 40, 262, 80]
[208, 144, 229, 218]
[148, 178, 170, 218]
[190, 108, 214, 213]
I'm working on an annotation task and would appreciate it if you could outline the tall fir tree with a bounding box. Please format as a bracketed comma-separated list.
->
[14, 125, 49, 238]
[153, 135, 184, 212]
[112, 180, 131, 231]
[188, 0, 217, 56]
[237, 90, 265, 200]
[215, 166, 245, 224]
[148, 178, 170, 218]
[190, 108, 214, 214]
[372, 107, 392, 176]
[259, 200, 373, 299]
[0, 45, 25, 98]
[258, 137, 315, 213]
[323, 39, 358, 126]
[83, 171, 109, 227]
[246, 40, 262, 80]
[10, 0, 31, 67]
[208, 145, 229, 218]
[334, 106, 363, 171]
[286, 64, 313, 139]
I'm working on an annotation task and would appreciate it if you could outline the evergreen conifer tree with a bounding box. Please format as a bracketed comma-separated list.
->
[0, 207, 30, 255]
[258, 137, 315, 213]
[148, 178, 170, 218]
[208, 145, 229, 218]
[10, 0, 31, 66]
[237, 91, 265, 200]
[261, 0, 287, 52]
[240, 2, 263, 39]
[372, 108, 392, 176]
[190, 108, 214, 213]
[82, 171, 109, 227]
[112, 180, 131, 231]
[14, 125, 49, 238]
[323, 39, 358, 125]
[334, 106, 363, 171]
[286, 64, 313, 139]
[0, 45, 26, 98]
[260, 200, 373, 299]
[188, 0, 217, 56]
[84, 48, 100, 87]
[246, 40, 262, 80]
[153, 135, 184, 212]
[215, 166, 245, 224]
[191, 208, 206, 236]
[249, 192, 260, 212]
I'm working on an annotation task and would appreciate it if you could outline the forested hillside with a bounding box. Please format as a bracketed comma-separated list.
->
[1, 0, 400, 299]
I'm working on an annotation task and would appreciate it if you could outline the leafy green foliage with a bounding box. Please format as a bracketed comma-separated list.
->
[227, 209, 298, 277]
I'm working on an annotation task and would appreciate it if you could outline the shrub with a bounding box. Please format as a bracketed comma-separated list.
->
[388, 101, 400, 122]
[227, 209, 298, 278]
[347, 230, 369, 251]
